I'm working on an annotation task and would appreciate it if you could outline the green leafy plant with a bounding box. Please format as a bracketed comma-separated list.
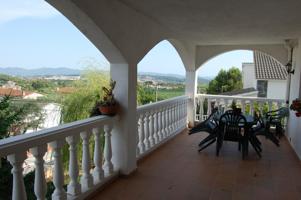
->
[99, 79, 116, 106]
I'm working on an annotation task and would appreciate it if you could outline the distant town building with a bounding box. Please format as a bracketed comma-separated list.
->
[0, 81, 44, 99]
[2, 80, 22, 90]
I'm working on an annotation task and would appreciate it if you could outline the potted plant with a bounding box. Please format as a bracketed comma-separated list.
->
[98, 79, 118, 116]
[290, 98, 301, 117]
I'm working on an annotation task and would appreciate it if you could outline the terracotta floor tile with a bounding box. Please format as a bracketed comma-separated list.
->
[92, 130, 301, 200]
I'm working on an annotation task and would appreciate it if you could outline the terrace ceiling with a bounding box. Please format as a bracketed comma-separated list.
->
[55, 0, 300, 66]
[116, 0, 301, 45]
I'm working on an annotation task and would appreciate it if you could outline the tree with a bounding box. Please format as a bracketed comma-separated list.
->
[60, 69, 109, 123]
[137, 84, 156, 106]
[207, 67, 243, 94]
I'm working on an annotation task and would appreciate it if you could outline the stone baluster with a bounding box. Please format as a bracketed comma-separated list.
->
[168, 106, 173, 134]
[93, 128, 105, 184]
[153, 111, 158, 145]
[198, 97, 204, 121]
[250, 100, 254, 115]
[181, 100, 185, 125]
[80, 131, 93, 191]
[277, 101, 281, 109]
[7, 152, 27, 200]
[139, 114, 145, 154]
[241, 100, 246, 114]
[268, 101, 273, 111]
[157, 109, 162, 142]
[176, 102, 180, 128]
[170, 105, 174, 132]
[161, 108, 166, 139]
[149, 111, 154, 147]
[258, 102, 263, 115]
[164, 107, 169, 136]
[144, 112, 150, 150]
[103, 125, 114, 175]
[30, 145, 47, 200]
[49, 140, 67, 200]
[207, 98, 212, 117]
[66, 135, 81, 197]
[136, 116, 141, 156]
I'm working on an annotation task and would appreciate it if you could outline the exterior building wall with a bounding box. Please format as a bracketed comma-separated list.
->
[242, 63, 256, 89]
[267, 80, 287, 99]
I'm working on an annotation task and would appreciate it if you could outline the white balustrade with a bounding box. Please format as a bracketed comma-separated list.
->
[136, 96, 189, 159]
[0, 115, 117, 200]
[195, 94, 286, 121]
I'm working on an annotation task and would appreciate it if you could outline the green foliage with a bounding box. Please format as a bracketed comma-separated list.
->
[137, 84, 156, 105]
[137, 83, 185, 106]
[207, 67, 243, 94]
[0, 96, 44, 138]
[61, 69, 109, 123]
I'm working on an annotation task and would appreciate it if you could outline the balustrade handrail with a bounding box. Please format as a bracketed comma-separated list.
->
[0, 115, 117, 157]
[137, 95, 189, 114]
[196, 93, 285, 102]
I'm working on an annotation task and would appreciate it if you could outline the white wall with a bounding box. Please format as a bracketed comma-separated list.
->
[267, 80, 287, 99]
[242, 63, 256, 89]
[287, 37, 301, 160]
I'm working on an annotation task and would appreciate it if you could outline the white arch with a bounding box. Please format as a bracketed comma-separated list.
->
[46, 0, 126, 64]
[195, 44, 288, 70]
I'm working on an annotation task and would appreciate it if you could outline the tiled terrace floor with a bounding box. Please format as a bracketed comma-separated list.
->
[93, 130, 301, 200]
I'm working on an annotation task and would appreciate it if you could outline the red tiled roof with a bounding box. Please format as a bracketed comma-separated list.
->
[0, 88, 23, 97]
[254, 51, 288, 80]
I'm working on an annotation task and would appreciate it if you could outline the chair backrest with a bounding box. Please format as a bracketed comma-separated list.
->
[189, 107, 219, 134]
[219, 112, 247, 140]
[265, 107, 289, 122]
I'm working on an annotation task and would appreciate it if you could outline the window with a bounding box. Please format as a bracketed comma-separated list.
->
[257, 80, 267, 97]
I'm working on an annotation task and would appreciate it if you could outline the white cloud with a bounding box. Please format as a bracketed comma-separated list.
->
[0, 0, 60, 24]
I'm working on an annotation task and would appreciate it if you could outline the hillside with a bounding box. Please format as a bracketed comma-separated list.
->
[138, 72, 211, 84]
[0, 67, 211, 84]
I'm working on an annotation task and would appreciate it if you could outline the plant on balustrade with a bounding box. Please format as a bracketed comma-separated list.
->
[97, 79, 118, 116]
[290, 99, 301, 117]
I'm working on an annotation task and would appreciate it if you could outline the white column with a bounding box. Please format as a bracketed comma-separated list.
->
[93, 128, 104, 184]
[110, 63, 137, 175]
[30, 145, 47, 200]
[7, 152, 27, 200]
[185, 70, 197, 127]
[49, 140, 67, 200]
[65, 135, 81, 197]
[80, 131, 93, 191]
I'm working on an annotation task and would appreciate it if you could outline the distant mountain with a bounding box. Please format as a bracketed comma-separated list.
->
[138, 72, 211, 84]
[0, 67, 81, 77]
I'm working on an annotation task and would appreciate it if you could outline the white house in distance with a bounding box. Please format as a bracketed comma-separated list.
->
[241, 51, 288, 99]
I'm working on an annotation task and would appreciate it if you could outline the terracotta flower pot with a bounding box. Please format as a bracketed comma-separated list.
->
[99, 104, 118, 116]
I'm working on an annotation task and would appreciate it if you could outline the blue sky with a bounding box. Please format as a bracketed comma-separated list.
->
[0, 0, 253, 77]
